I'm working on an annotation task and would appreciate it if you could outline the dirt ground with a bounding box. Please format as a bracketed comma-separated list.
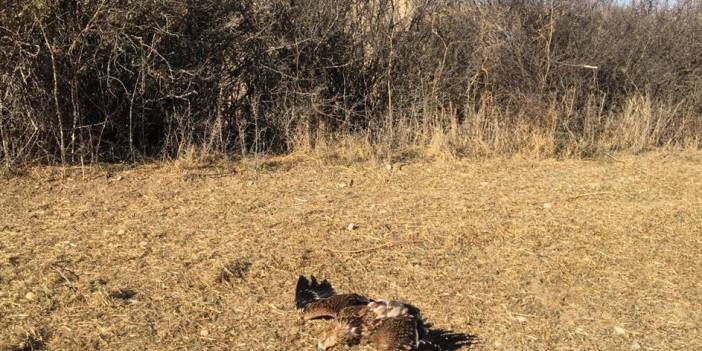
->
[1, 152, 701, 350]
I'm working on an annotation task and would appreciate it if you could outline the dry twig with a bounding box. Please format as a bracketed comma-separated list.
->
[325, 240, 422, 254]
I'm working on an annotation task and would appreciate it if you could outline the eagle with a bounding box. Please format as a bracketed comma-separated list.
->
[295, 275, 439, 351]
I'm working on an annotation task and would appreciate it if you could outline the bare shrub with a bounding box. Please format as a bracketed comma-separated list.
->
[1, 0, 701, 166]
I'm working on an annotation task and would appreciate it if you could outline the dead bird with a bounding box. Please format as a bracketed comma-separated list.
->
[315, 300, 436, 350]
[296, 276, 437, 350]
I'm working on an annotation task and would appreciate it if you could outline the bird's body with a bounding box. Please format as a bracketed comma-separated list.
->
[337, 304, 378, 326]
[317, 304, 381, 349]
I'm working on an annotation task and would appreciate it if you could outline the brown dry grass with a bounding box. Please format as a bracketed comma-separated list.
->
[1, 151, 701, 350]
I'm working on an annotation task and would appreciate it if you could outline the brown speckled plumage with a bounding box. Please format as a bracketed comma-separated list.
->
[296, 276, 437, 351]
[338, 304, 379, 338]
[302, 293, 370, 320]
[317, 305, 380, 349]
[367, 316, 421, 351]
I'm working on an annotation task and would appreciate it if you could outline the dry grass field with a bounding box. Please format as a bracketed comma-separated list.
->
[1, 152, 701, 350]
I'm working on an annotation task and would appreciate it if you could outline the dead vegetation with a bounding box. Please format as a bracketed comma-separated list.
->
[1, 0, 701, 168]
[1, 151, 700, 350]
[217, 261, 252, 283]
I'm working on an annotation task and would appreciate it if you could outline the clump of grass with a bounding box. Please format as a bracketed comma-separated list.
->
[108, 289, 136, 301]
[3, 327, 48, 351]
[217, 261, 252, 283]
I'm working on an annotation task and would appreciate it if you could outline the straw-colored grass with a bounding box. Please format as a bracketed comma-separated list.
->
[1, 151, 701, 350]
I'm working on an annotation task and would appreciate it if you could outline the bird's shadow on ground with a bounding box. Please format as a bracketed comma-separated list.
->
[422, 325, 477, 350]
[399, 303, 476, 350]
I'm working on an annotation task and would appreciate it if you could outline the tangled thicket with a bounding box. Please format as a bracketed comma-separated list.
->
[1, 0, 701, 166]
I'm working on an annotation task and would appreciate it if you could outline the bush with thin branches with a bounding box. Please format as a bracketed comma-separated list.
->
[1, 0, 700, 167]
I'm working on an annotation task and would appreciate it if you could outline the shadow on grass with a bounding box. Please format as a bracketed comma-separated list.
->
[421, 325, 477, 350]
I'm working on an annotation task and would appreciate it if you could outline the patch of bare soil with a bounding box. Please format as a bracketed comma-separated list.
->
[1, 152, 700, 350]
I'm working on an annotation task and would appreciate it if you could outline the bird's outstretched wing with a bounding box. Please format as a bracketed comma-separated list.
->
[295, 275, 335, 309]
[295, 275, 370, 320]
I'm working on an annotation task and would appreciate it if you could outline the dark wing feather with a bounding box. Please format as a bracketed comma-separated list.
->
[403, 303, 422, 319]
[295, 275, 335, 309]
[416, 339, 443, 351]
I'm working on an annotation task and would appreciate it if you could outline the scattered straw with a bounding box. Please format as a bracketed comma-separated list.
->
[1, 152, 700, 350]
[564, 192, 614, 201]
[324, 240, 423, 254]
